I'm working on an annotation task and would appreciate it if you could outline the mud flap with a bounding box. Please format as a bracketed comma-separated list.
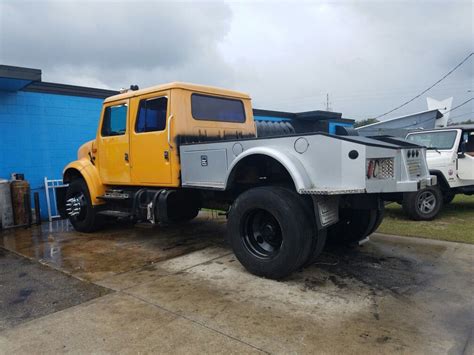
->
[311, 195, 339, 230]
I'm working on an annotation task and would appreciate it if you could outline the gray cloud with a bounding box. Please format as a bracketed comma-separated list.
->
[0, 0, 234, 88]
[0, 0, 472, 121]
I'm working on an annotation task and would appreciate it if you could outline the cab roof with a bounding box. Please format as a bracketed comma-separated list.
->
[408, 124, 474, 134]
[104, 82, 251, 103]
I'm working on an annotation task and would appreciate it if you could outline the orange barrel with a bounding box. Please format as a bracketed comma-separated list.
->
[10, 180, 31, 226]
[0, 179, 14, 228]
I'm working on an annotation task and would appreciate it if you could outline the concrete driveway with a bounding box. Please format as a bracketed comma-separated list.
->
[1, 212, 473, 354]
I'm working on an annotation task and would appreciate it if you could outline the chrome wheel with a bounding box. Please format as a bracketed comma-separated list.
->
[65, 193, 86, 220]
[417, 191, 436, 214]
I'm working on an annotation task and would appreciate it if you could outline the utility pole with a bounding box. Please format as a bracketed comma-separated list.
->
[326, 93, 332, 112]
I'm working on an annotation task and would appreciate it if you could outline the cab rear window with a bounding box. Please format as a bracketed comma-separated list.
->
[191, 94, 245, 123]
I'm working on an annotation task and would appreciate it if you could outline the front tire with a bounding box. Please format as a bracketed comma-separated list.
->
[442, 191, 455, 205]
[65, 179, 103, 232]
[228, 186, 313, 279]
[402, 186, 443, 221]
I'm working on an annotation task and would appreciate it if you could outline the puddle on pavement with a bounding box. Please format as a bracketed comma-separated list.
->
[301, 238, 446, 296]
[0, 211, 227, 282]
[0, 248, 110, 331]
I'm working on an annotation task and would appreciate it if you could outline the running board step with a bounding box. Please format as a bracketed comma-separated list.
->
[97, 190, 131, 201]
[97, 210, 131, 218]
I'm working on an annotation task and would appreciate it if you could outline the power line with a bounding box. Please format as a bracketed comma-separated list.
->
[374, 52, 473, 119]
[443, 98, 473, 115]
[449, 111, 474, 120]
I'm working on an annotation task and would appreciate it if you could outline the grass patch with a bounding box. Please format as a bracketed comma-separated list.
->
[377, 195, 474, 244]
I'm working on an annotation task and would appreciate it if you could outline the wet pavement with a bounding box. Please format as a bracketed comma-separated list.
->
[0, 249, 109, 331]
[0, 212, 473, 354]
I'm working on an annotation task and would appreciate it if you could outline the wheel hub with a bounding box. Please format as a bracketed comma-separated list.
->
[262, 224, 275, 239]
[417, 191, 436, 214]
[66, 194, 85, 217]
[243, 209, 283, 259]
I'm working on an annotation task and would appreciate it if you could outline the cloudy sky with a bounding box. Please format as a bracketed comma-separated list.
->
[0, 0, 472, 122]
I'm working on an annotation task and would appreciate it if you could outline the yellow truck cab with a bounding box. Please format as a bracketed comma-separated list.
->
[58, 82, 435, 279]
[64, 82, 255, 205]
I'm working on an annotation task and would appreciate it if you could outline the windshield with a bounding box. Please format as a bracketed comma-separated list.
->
[406, 131, 458, 150]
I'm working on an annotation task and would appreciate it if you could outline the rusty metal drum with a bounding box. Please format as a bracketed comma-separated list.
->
[10, 180, 31, 226]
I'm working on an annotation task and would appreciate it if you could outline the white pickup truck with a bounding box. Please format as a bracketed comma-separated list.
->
[403, 125, 474, 220]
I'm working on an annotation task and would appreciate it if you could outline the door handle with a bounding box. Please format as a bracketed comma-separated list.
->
[167, 114, 174, 149]
[124, 153, 129, 162]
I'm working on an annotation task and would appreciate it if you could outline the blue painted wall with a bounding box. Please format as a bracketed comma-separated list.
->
[328, 121, 353, 134]
[0, 90, 103, 219]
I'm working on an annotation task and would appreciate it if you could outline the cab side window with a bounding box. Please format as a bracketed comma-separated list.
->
[101, 104, 128, 136]
[136, 97, 168, 133]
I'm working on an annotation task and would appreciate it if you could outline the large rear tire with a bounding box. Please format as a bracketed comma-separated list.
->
[65, 179, 103, 233]
[327, 208, 380, 245]
[402, 186, 443, 221]
[228, 186, 313, 279]
[303, 227, 327, 267]
[368, 206, 385, 236]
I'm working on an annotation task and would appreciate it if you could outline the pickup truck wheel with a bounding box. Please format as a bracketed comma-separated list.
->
[327, 208, 378, 245]
[65, 179, 103, 232]
[402, 186, 443, 221]
[443, 191, 455, 205]
[228, 186, 313, 279]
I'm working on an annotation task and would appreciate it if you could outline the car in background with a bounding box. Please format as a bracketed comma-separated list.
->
[403, 125, 474, 220]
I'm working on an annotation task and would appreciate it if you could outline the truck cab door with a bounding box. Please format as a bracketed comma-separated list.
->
[130, 92, 173, 185]
[458, 131, 474, 180]
[96, 101, 131, 184]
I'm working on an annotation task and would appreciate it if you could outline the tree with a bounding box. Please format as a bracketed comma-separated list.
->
[449, 119, 473, 126]
[354, 118, 379, 128]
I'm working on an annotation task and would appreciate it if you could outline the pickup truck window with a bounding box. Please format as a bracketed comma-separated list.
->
[136, 97, 167, 133]
[191, 93, 245, 123]
[407, 131, 457, 150]
[101, 104, 128, 136]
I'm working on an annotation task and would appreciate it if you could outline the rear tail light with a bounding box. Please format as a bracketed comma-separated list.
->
[366, 158, 394, 179]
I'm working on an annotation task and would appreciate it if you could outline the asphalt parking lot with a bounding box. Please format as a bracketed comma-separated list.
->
[0, 212, 473, 354]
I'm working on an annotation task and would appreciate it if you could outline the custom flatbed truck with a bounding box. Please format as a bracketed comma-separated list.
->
[58, 82, 435, 279]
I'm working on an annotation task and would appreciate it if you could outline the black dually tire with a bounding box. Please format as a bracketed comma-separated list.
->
[303, 227, 328, 267]
[327, 208, 379, 245]
[228, 186, 314, 279]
